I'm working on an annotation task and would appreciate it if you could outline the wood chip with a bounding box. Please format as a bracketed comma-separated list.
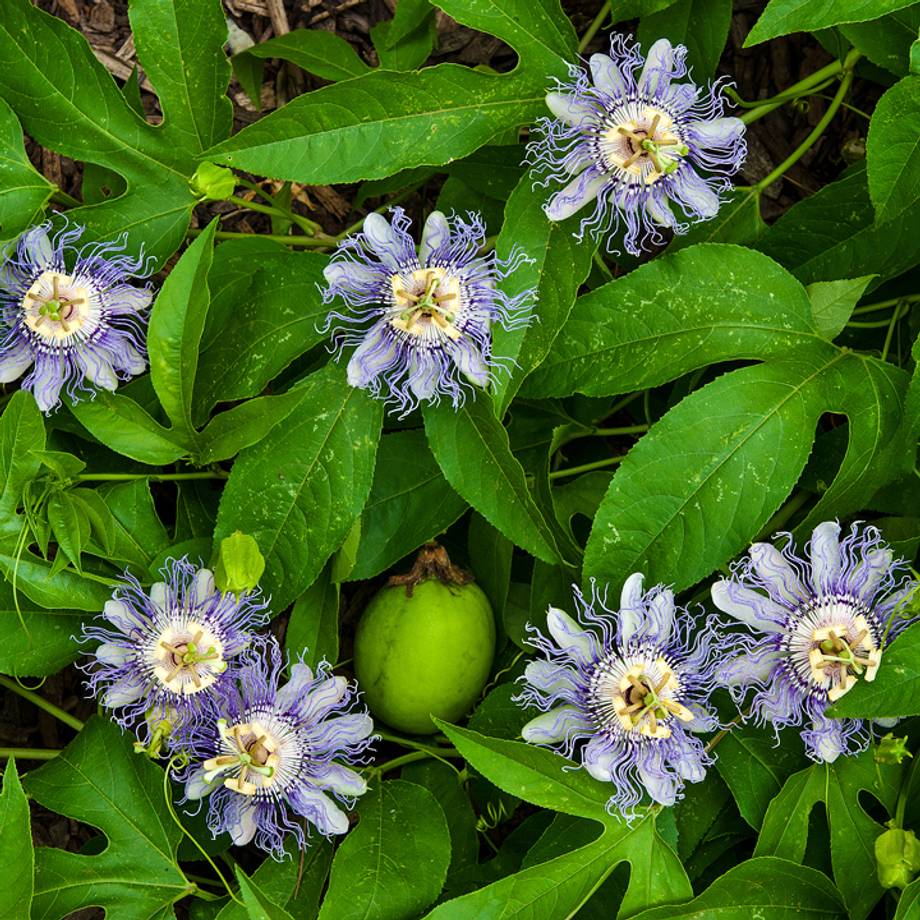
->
[90, 46, 155, 92]
[88, 0, 116, 33]
[264, 0, 290, 36]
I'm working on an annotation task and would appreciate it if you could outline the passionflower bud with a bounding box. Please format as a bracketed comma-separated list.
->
[876, 827, 920, 889]
[213, 531, 266, 597]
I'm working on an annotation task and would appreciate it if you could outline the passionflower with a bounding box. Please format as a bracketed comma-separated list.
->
[321, 208, 533, 417]
[527, 35, 746, 255]
[0, 220, 153, 412]
[80, 557, 269, 749]
[516, 576, 725, 817]
[183, 636, 375, 858]
[712, 521, 917, 762]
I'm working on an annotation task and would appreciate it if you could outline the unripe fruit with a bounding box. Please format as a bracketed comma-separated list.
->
[354, 544, 495, 735]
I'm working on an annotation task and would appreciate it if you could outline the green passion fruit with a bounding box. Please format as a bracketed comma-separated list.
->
[354, 544, 496, 734]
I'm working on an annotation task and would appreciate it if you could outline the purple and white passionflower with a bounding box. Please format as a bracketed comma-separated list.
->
[0, 220, 153, 412]
[516, 576, 725, 817]
[80, 557, 269, 749]
[183, 636, 375, 859]
[712, 521, 918, 763]
[527, 35, 746, 255]
[321, 207, 533, 417]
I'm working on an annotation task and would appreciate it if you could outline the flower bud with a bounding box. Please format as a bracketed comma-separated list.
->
[876, 827, 920, 889]
[213, 531, 266, 596]
[189, 162, 236, 201]
[876, 733, 912, 765]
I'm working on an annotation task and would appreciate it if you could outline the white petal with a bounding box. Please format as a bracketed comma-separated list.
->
[638, 38, 679, 98]
[808, 521, 841, 594]
[229, 802, 259, 846]
[546, 607, 596, 663]
[450, 340, 489, 387]
[718, 650, 781, 687]
[299, 675, 348, 722]
[76, 350, 117, 391]
[362, 213, 404, 271]
[618, 572, 645, 644]
[812, 720, 843, 763]
[672, 169, 720, 219]
[582, 736, 618, 782]
[195, 568, 217, 601]
[854, 548, 894, 602]
[749, 543, 808, 605]
[185, 768, 216, 800]
[107, 283, 152, 314]
[347, 323, 396, 388]
[323, 261, 379, 288]
[104, 599, 140, 632]
[522, 660, 580, 697]
[0, 344, 33, 383]
[103, 676, 144, 708]
[710, 580, 786, 633]
[644, 193, 678, 229]
[589, 53, 628, 98]
[545, 91, 594, 127]
[545, 171, 606, 222]
[419, 211, 450, 263]
[637, 751, 680, 807]
[687, 117, 744, 148]
[521, 705, 590, 744]
[275, 662, 316, 712]
[149, 581, 168, 613]
[313, 763, 367, 797]
[94, 642, 132, 666]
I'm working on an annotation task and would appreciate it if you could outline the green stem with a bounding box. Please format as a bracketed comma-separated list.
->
[76, 471, 227, 482]
[334, 189, 416, 243]
[704, 711, 748, 754]
[847, 305, 911, 328]
[0, 676, 84, 732]
[880, 300, 905, 362]
[375, 729, 462, 759]
[853, 296, 920, 316]
[894, 754, 920, 828]
[591, 424, 649, 437]
[0, 747, 61, 760]
[754, 50, 861, 191]
[187, 227, 332, 248]
[228, 195, 328, 238]
[738, 56, 847, 123]
[51, 188, 81, 208]
[373, 750, 433, 775]
[548, 455, 626, 481]
[593, 250, 615, 284]
[757, 489, 811, 539]
[235, 178, 324, 233]
[577, 2, 610, 53]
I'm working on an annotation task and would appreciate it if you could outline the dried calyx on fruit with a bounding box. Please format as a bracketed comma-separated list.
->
[354, 543, 496, 735]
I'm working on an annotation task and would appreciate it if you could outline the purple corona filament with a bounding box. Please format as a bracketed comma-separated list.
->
[711, 521, 918, 762]
[182, 636, 375, 859]
[516, 576, 728, 818]
[0, 220, 154, 412]
[321, 207, 534, 418]
[80, 557, 269, 750]
[527, 35, 746, 255]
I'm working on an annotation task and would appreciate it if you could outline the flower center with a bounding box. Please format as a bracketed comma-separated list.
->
[389, 267, 462, 340]
[785, 595, 882, 701]
[590, 653, 693, 740]
[22, 271, 91, 340]
[152, 620, 226, 695]
[599, 107, 688, 185]
[203, 718, 281, 795]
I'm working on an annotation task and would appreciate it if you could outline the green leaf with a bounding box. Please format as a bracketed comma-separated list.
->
[0, 0, 217, 264]
[22, 717, 190, 919]
[128, 0, 232, 153]
[286, 564, 340, 669]
[46, 491, 86, 572]
[895, 876, 920, 918]
[0, 548, 111, 612]
[637, 0, 733, 79]
[0, 96, 53, 238]
[0, 583, 86, 676]
[757, 166, 920, 286]
[806, 275, 875, 339]
[373, 0, 438, 72]
[235, 866, 295, 920]
[214, 363, 382, 610]
[868, 77, 920, 224]
[0, 759, 32, 920]
[349, 429, 468, 581]
[840, 7, 920, 77]
[754, 751, 901, 920]
[828, 621, 920, 718]
[746, 0, 919, 45]
[583, 351, 837, 592]
[492, 169, 595, 416]
[423, 399, 564, 566]
[437, 721, 613, 821]
[204, 0, 575, 183]
[68, 392, 187, 466]
[522, 244, 822, 398]
[628, 857, 847, 918]
[147, 219, 218, 443]
[100, 479, 171, 569]
[0, 391, 45, 518]
[196, 389, 305, 464]
[318, 780, 451, 920]
[714, 722, 806, 829]
[194, 242, 330, 419]
[237, 29, 372, 84]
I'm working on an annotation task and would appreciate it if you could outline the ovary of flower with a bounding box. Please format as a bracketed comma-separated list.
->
[389, 267, 462, 341]
[203, 718, 279, 795]
[601, 109, 686, 183]
[23, 271, 91, 339]
[152, 621, 226, 695]
[807, 616, 881, 702]
[611, 662, 694, 739]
